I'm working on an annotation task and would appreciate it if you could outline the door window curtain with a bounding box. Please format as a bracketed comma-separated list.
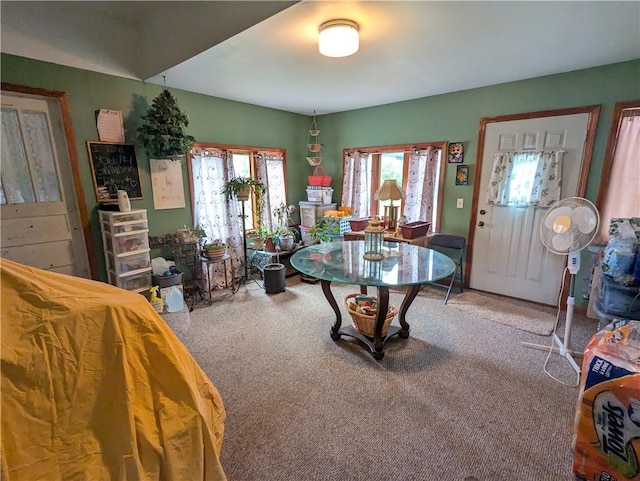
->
[190, 147, 242, 283]
[341, 151, 371, 218]
[404, 147, 439, 223]
[486, 150, 563, 207]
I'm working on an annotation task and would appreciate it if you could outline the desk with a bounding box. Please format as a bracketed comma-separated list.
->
[343, 230, 429, 247]
[290, 241, 455, 359]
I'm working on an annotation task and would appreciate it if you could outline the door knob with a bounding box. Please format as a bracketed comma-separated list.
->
[479, 209, 486, 215]
[478, 221, 485, 227]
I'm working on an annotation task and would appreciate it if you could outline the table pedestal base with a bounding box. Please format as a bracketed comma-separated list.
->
[322, 280, 419, 360]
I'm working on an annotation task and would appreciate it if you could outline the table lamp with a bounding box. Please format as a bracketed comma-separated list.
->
[374, 179, 406, 231]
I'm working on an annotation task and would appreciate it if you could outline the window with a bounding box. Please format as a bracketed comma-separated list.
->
[341, 142, 446, 231]
[187, 144, 287, 241]
[595, 100, 640, 242]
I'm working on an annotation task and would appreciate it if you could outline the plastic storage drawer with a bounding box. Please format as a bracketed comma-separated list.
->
[115, 271, 151, 291]
[299, 202, 337, 228]
[104, 231, 150, 255]
[107, 251, 151, 275]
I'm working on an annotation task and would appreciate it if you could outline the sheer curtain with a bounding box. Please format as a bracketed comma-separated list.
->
[404, 147, 439, 223]
[255, 152, 286, 233]
[598, 110, 640, 240]
[341, 151, 371, 217]
[190, 147, 242, 282]
[486, 150, 563, 207]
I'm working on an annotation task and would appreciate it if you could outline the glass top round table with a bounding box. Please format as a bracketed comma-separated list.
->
[290, 241, 456, 359]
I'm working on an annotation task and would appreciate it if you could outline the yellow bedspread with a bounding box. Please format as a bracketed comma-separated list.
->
[0, 259, 227, 481]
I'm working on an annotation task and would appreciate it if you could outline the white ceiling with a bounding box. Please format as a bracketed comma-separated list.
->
[2, 1, 639, 116]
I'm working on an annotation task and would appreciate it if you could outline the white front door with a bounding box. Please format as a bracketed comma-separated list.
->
[470, 113, 591, 305]
[1, 92, 90, 277]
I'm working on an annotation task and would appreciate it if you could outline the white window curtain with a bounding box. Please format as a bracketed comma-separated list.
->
[404, 147, 439, 223]
[487, 150, 563, 207]
[341, 151, 371, 218]
[597, 110, 640, 240]
[255, 152, 286, 233]
[191, 147, 242, 282]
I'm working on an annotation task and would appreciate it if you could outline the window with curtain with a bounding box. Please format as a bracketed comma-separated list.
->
[596, 102, 640, 241]
[187, 144, 286, 282]
[341, 142, 445, 231]
[486, 150, 563, 207]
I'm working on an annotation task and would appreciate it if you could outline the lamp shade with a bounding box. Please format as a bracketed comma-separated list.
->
[319, 19, 359, 58]
[374, 179, 406, 202]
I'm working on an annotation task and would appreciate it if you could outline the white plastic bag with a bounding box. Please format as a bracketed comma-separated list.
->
[602, 220, 638, 278]
[151, 257, 170, 276]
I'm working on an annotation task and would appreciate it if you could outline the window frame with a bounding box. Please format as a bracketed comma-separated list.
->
[187, 142, 287, 232]
[342, 141, 447, 232]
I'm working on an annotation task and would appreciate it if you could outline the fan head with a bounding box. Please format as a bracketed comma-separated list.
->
[540, 197, 600, 255]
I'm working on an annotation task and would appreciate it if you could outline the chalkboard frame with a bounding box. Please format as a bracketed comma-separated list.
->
[86, 141, 143, 202]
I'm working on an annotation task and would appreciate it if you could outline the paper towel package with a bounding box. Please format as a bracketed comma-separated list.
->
[572, 320, 640, 481]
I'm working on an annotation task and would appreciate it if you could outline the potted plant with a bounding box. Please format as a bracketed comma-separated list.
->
[202, 239, 227, 258]
[220, 177, 265, 202]
[174, 224, 206, 244]
[272, 203, 297, 251]
[137, 88, 196, 159]
[308, 218, 341, 244]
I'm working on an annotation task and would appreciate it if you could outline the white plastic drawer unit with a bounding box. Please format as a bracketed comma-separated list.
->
[114, 271, 151, 292]
[104, 231, 150, 255]
[107, 251, 151, 276]
[299, 202, 337, 228]
[100, 209, 148, 235]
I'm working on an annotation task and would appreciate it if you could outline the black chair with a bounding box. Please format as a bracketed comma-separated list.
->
[424, 233, 466, 304]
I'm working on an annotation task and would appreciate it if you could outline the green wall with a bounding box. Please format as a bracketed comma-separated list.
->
[2, 53, 639, 306]
[319, 59, 640, 237]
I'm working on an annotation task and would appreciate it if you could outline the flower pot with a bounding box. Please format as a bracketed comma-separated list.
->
[278, 235, 295, 251]
[236, 186, 251, 201]
[263, 263, 286, 294]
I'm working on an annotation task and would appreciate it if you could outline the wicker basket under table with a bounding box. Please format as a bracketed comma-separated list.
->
[344, 293, 398, 337]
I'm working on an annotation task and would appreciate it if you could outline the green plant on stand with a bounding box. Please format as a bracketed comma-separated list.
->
[273, 203, 297, 251]
[220, 177, 265, 202]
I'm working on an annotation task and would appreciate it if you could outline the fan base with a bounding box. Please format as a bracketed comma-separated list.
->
[522, 335, 582, 374]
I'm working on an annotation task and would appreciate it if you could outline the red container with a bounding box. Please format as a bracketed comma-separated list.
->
[349, 217, 372, 232]
[400, 221, 432, 239]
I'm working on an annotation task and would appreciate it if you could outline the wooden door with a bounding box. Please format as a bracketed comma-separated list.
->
[467, 107, 599, 305]
[1, 91, 90, 277]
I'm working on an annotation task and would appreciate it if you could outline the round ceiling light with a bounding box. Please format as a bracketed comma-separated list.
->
[318, 19, 359, 58]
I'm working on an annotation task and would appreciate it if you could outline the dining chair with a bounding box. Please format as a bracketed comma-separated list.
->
[424, 233, 466, 304]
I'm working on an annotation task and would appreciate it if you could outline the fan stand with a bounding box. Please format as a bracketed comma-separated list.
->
[522, 254, 581, 374]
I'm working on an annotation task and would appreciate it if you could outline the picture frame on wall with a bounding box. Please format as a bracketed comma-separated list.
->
[455, 164, 469, 186]
[448, 141, 464, 163]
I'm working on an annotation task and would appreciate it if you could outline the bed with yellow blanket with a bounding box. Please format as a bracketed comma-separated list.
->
[0, 259, 227, 480]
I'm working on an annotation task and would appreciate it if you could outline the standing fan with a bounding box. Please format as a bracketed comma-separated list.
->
[522, 197, 600, 374]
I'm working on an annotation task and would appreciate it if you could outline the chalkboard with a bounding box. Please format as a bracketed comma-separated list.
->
[87, 141, 143, 202]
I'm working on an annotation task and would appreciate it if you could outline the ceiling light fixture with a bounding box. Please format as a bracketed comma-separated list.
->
[318, 19, 359, 58]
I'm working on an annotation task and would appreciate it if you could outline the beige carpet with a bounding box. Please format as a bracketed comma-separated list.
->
[422, 288, 557, 336]
[174, 278, 597, 481]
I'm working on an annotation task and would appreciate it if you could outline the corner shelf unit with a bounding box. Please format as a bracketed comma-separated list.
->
[99, 209, 152, 293]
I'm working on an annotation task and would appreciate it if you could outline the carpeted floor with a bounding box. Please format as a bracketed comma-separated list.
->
[174, 277, 599, 481]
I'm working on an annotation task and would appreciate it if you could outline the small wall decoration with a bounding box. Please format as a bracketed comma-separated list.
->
[150, 158, 186, 210]
[455, 164, 469, 186]
[448, 141, 464, 163]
